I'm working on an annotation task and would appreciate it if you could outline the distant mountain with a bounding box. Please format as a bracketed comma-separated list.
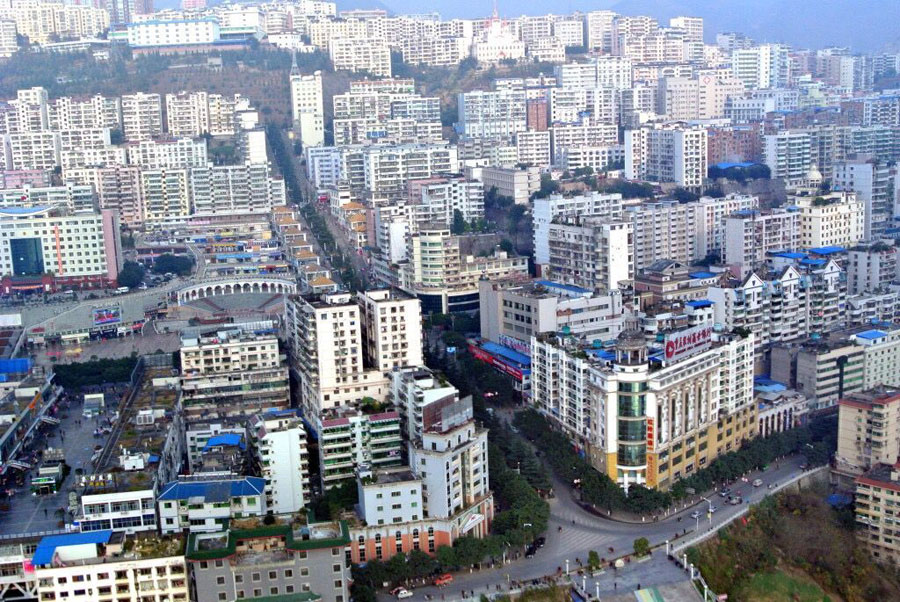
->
[377, 0, 899, 53]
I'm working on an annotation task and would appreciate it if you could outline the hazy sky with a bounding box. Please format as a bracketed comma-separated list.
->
[343, 0, 900, 53]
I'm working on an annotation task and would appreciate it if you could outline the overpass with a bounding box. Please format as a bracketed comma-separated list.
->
[175, 277, 297, 305]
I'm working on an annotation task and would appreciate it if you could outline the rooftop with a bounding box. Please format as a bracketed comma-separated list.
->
[158, 476, 265, 502]
[839, 387, 900, 411]
[365, 467, 419, 485]
[186, 520, 350, 561]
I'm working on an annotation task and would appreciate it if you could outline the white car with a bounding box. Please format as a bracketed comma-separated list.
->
[690, 510, 701, 520]
[392, 588, 413, 599]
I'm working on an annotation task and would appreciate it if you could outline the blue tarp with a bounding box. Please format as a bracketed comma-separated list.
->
[827, 494, 853, 507]
[686, 300, 713, 308]
[203, 433, 246, 450]
[0, 358, 31, 374]
[688, 271, 716, 279]
[33, 530, 113, 566]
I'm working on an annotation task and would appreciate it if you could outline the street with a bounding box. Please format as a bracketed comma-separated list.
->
[376, 455, 807, 601]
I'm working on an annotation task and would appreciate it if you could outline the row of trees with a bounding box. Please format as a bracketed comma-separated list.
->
[53, 357, 137, 389]
[349, 415, 551, 602]
[514, 409, 837, 515]
[266, 123, 303, 203]
[707, 163, 771, 183]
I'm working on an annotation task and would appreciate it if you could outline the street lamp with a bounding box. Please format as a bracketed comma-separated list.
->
[565, 559, 570, 575]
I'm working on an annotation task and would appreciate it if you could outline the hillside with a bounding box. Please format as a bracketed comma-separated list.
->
[688, 486, 900, 602]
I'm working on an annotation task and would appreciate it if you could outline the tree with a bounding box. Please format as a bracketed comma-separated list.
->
[117, 261, 145, 288]
[407, 549, 437, 578]
[441, 331, 467, 349]
[633, 537, 650, 557]
[152, 254, 193, 276]
[588, 550, 601, 570]
[672, 187, 700, 203]
[386, 552, 410, 583]
[435, 545, 457, 569]
[499, 239, 515, 254]
[451, 209, 468, 234]
[532, 174, 560, 200]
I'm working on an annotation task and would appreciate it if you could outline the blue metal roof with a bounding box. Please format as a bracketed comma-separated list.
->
[480, 342, 531, 366]
[714, 161, 755, 169]
[0, 205, 51, 214]
[33, 531, 113, 566]
[686, 299, 712, 308]
[799, 258, 826, 266]
[771, 251, 806, 259]
[754, 375, 787, 393]
[856, 329, 888, 340]
[808, 246, 845, 255]
[534, 280, 591, 295]
[203, 433, 245, 450]
[157, 477, 265, 502]
[688, 271, 716, 279]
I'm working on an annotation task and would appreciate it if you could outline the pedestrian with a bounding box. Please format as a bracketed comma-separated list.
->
[614, 583, 617, 591]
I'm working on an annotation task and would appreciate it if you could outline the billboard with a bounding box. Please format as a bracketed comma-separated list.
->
[663, 324, 712, 363]
[498, 334, 531, 357]
[92, 306, 122, 326]
[469, 344, 526, 381]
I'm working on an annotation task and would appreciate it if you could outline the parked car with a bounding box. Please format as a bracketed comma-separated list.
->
[708, 505, 718, 513]
[433, 574, 453, 587]
[534, 536, 546, 548]
[525, 545, 538, 558]
[728, 496, 743, 505]
[690, 510, 701, 520]
[391, 588, 413, 599]
[719, 488, 732, 498]
[753, 478, 763, 487]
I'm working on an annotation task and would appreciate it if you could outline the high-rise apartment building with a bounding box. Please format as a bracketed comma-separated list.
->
[290, 70, 325, 149]
[625, 123, 708, 189]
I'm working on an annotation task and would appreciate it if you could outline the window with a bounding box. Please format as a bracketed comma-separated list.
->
[335, 580, 344, 589]
[235, 576, 243, 584]
[301, 568, 309, 577]
[218, 594, 227, 601]
[216, 577, 225, 585]
[270, 588, 279, 596]
[269, 571, 277, 580]
[284, 570, 293, 578]
[252, 573, 261, 582]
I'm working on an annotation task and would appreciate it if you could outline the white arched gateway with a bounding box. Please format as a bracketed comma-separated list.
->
[175, 277, 297, 305]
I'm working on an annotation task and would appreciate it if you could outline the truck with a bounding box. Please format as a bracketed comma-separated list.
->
[115, 286, 130, 294]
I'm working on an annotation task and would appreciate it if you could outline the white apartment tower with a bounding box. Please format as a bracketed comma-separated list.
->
[625, 123, 708, 189]
[357, 288, 424, 372]
[290, 69, 325, 149]
[121, 93, 163, 142]
[250, 410, 310, 514]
